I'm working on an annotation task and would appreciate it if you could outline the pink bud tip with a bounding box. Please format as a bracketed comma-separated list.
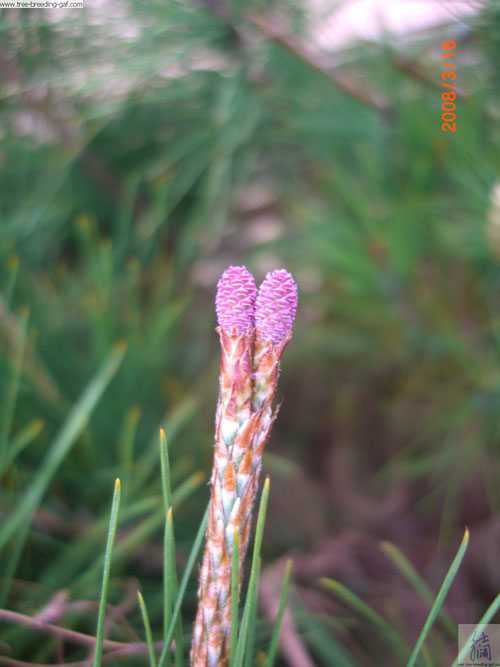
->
[215, 266, 257, 334]
[256, 269, 298, 344]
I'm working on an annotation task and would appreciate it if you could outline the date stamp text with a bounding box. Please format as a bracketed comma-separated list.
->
[440, 40, 458, 134]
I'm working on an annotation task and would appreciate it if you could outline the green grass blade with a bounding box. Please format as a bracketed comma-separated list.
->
[251, 478, 270, 580]
[0, 524, 30, 608]
[132, 398, 198, 493]
[297, 607, 356, 667]
[160, 428, 173, 646]
[163, 513, 173, 667]
[0, 418, 44, 478]
[158, 506, 209, 667]
[160, 428, 173, 514]
[263, 559, 293, 667]
[233, 477, 271, 667]
[166, 507, 185, 667]
[93, 478, 122, 667]
[138, 590, 158, 667]
[381, 541, 456, 638]
[321, 578, 409, 661]
[4, 255, 19, 307]
[229, 527, 240, 663]
[451, 592, 500, 667]
[118, 405, 141, 491]
[161, 427, 185, 665]
[0, 307, 28, 467]
[234, 557, 261, 667]
[407, 528, 470, 667]
[0, 342, 126, 552]
[42, 495, 158, 591]
[244, 556, 261, 667]
[76, 472, 204, 592]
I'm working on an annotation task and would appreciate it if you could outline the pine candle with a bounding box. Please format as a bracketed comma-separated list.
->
[191, 266, 298, 667]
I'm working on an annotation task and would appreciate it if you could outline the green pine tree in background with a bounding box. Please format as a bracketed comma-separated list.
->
[1, 0, 500, 664]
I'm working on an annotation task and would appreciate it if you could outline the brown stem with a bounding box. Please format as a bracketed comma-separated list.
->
[0, 608, 166, 660]
[0, 646, 166, 667]
[246, 13, 391, 114]
[0, 660, 86, 667]
[0, 608, 124, 650]
[392, 54, 467, 98]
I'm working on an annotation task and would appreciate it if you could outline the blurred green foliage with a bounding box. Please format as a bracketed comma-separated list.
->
[1, 0, 500, 663]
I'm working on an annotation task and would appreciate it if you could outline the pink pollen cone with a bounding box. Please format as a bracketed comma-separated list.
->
[256, 269, 298, 344]
[215, 265, 257, 334]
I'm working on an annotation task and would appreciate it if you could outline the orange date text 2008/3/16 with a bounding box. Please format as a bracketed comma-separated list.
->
[440, 40, 457, 134]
